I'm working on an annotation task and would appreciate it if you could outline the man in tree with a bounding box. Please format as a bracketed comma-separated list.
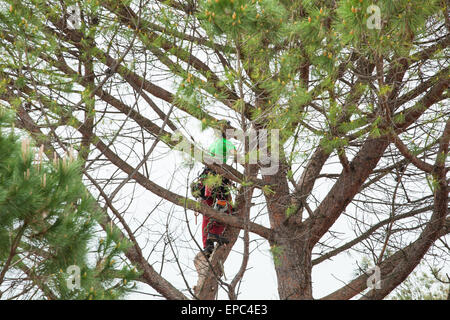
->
[1, 0, 448, 301]
[201, 124, 237, 256]
[193, 123, 237, 294]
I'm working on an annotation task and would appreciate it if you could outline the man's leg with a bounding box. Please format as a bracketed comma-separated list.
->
[203, 218, 227, 255]
[205, 189, 233, 254]
[201, 198, 215, 254]
[202, 217, 215, 256]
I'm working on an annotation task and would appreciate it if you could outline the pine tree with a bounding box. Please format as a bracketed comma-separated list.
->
[0, 0, 448, 300]
[0, 107, 137, 299]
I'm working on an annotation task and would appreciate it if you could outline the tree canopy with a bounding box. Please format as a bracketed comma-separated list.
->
[0, 0, 448, 300]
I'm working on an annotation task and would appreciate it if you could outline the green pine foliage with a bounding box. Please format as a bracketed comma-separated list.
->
[389, 270, 449, 300]
[0, 107, 137, 300]
[186, 0, 446, 160]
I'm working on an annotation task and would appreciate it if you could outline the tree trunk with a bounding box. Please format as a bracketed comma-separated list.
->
[263, 157, 313, 299]
[271, 227, 313, 300]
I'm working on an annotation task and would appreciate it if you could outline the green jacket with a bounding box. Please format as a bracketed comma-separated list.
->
[209, 138, 236, 164]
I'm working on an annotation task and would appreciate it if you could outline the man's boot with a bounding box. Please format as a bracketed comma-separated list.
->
[207, 233, 229, 246]
[203, 239, 215, 258]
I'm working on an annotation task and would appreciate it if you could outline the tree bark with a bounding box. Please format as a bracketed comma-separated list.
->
[271, 225, 313, 300]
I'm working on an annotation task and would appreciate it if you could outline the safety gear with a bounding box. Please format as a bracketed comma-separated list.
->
[214, 199, 229, 213]
[190, 167, 214, 200]
[191, 167, 230, 249]
[201, 179, 233, 249]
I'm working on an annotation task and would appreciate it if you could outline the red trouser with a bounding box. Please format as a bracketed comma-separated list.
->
[201, 185, 231, 248]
